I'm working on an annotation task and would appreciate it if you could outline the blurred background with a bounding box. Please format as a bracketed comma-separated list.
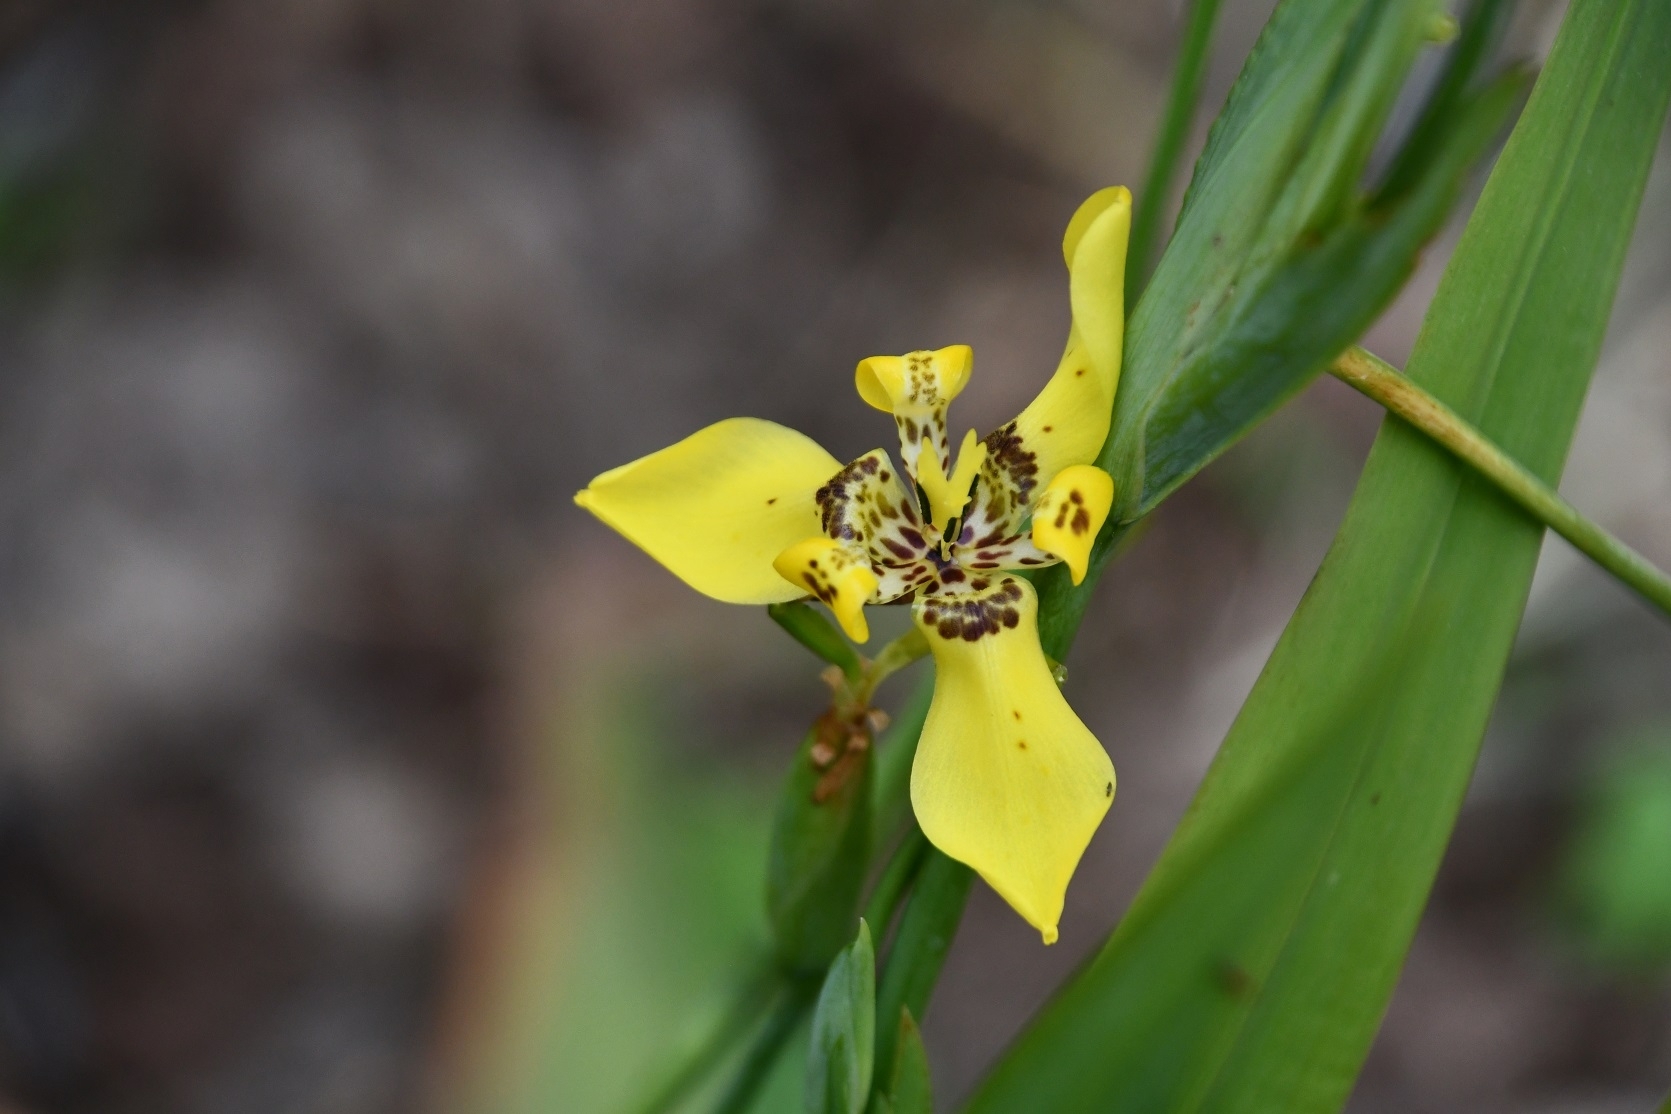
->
[0, 0, 1668, 1111]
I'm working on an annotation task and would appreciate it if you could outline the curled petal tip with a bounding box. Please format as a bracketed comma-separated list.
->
[854, 346, 973, 414]
[773, 536, 878, 643]
[1032, 465, 1115, 585]
[1062, 186, 1132, 268]
[854, 355, 903, 413]
[1041, 925, 1059, 946]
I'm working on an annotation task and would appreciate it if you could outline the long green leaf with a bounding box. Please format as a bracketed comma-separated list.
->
[871, 850, 971, 1089]
[1125, 0, 1225, 299]
[1037, 0, 1524, 654]
[971, 0, 1671, 1110]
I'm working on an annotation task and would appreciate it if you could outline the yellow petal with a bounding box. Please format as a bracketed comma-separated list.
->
[978, 189, 1130, 537]
[915, 430, 987, 534]
[855, 346, 972, 481]
[909, 577, 1113, 943]
[575, 418, 841, 604]
[1031, 465, 1115, 585]
[772, 537, 878, 642]
[854, 345, 972, 413]
[814, 449, 931, 603]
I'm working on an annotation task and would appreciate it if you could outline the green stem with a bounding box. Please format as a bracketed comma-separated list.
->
[871, 850, 974, 1089]
[862, 824, 931, 939]
[856, 628, 929, 705]
[869, 675, 934, 849]
[1331, 347, 1671, 620]
[631, 964, 778, 1114]
[1126, 0, 1224, 298]
[709, 978, 818, 1114]
[769, 601, 864, 682]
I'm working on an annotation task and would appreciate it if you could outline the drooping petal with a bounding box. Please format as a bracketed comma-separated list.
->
[814, 449, 934, 602]
[773, 537, 878, 642]
[1031, 465, 1115, 584]
[854, 346, 972, 480]
[963, 188, 1130, 543]
[909, 577, 1114, 944]
[575, 417, 842, 604]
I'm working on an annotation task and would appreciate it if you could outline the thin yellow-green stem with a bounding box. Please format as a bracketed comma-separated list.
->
[857, 627, 930, 705]
[1332, 346, 1671, 620]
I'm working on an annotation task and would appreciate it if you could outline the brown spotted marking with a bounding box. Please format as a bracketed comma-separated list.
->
[920, 578, 1024, 642]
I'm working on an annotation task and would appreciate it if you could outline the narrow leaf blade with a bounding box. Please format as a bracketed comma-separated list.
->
[805, 921, 876, 1114]
[886, 1008, 934, 1114]
[972, 0, 1671, 1110]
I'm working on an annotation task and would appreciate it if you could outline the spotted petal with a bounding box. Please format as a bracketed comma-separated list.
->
[815, 449, 935, 602]
[966, 187, 1130, 542]
[909, 576, 1114, 944]
[854, 345, 971, 481]
[575, 417, 842, 604]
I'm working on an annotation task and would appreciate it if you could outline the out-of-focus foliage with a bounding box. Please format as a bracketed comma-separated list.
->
[974, 1, 1671, 1111]
[497, 681, 787, 1114]
[1557, 727, 1671, 972]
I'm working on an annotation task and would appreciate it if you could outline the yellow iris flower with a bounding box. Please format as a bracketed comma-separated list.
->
[575, 187, 1130, 944]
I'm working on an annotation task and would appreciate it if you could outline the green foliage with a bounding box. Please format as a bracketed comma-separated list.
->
[770, 602, 865, 682]
[871, 849, 972, 1092]
[972, 1, 1671, 1111]
[869, 1007, 932, 1114]
[1125, 0, 1225, 298]
[768, 719, 875, 974]
[1037, 0, 1526, 655]
[498, 681, 780, 1114]
[1556, 728, 1671, 972]
[870, 680, 934, 849]
[805, 922, 876, 1114]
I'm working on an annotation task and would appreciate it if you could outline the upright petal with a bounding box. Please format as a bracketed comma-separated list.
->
[854, 346, 972, 480]
[909, 577, 1114, 943]
[965, 188, 1130, 542]
[575, 417, 841, 604]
